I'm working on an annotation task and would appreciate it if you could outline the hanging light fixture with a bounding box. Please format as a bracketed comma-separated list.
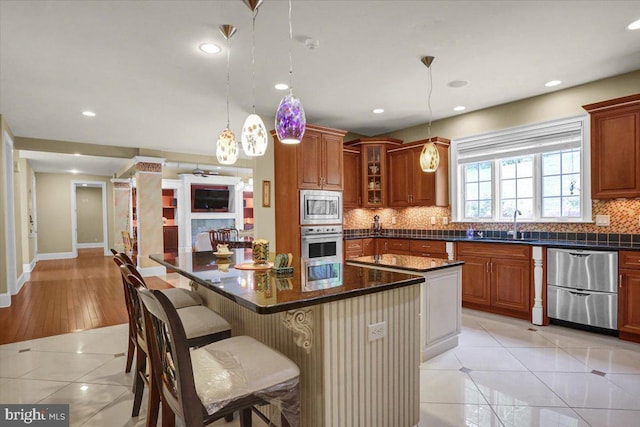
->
[216, 24, 239, 165]
[241, 0, 268, 156]
[274, 0, 306, 144]
[419, 55, 440, 172]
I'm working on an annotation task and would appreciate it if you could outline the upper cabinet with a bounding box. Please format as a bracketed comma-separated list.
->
[345, 138, 402, 208]
[294, 125, 347, 190]
[583, 94, 640, 199]
[343, 146, 362, 209]
[387, 138, 450, 207]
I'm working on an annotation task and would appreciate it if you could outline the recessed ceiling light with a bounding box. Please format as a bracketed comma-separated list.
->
[627, 19, 640, 30]
[453, 106, 466, 112]
[82, 111, 96, 117]
[447, 80, 469, 88]
[70, 169, 79, 174]
[199, 43, 221, 54]
[80, 385, 89, 391]
[274, 83, 289, 90]
[372, 108, 385, 114]
[545, 80, 562, 87]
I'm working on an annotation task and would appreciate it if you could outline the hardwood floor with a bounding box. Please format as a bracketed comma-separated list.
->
[0, 248, 172, 344]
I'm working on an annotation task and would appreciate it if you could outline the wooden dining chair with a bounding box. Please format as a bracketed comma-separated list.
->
[137, 287, 301, 427]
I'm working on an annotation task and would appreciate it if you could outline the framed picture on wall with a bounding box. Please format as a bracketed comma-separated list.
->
[262, 180, 271, 207]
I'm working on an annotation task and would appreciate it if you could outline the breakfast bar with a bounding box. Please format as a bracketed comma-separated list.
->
[151, 250, 428, 427]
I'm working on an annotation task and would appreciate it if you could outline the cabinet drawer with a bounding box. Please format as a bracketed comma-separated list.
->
[620, 251, 640, 270]
[345, 250, 363, 260]
[457, 242, 530, 259]
[415, 252, 449, 259]
[387, 239, 411, 251]
[345, 239, 363, 251]
[410, 240, 446, 253]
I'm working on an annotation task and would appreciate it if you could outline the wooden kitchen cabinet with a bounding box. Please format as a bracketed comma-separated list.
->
[457, 242, 531, 319]
[409, 240, 448, 259]
[583, 94, 640, 199]
[619, 250, 640, 342]
[296, 126, 346, 190]
[344, 238, 376, 260]
[345, 138, 402, 208]
[387, 138, 450, 207]
[376, 238, 412, 255]
[362, 238, 375, 256]
[343, 147, 362, 209]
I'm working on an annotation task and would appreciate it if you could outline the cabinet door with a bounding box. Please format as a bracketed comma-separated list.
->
[322, 133, 344, 190]
[388, 150, 411, 207]
[363, 145, 385, 208]
[298, 130, 322, 189]
[411, 147, 437, 206]
[591, 108, 640, 198]
[459, 255, 491, 306]
[619, 269, 640, 335]
[491, 258, 531, 314]
[362, 238, 376, 256]
[163, 226, 179, 252]
[343, 150, 361, 208]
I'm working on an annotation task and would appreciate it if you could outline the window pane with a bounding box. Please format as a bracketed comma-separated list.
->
[517, 198, 533, 218]
[500, 199, 516, 218]
[543, 152, 561, 175]
[479, 181, 492, 199]
[466, 182, 478, 200]
[465, 201, 478, 218]
[562, 150, 580, 174]
[517, 177, 533, 198]
[501, 159, 516, 179]
[478, 162, 492, 181]
[563, 174, 580, 196]
[562, 196, 581, 217]
[517, 157, 533, 177]
[542, 197, 561, 217]
[502, 179, 516, 198]
[465, 164, 479, 182]
[479, 200, 492, 218]
[543, 176, 561, 197]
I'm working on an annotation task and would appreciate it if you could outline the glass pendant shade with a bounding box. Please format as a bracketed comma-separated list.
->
[241, 114, 268, 156]
[420, 141, 440, 172]
[275, 93, 306, 144]
[216, 128, 238, 165]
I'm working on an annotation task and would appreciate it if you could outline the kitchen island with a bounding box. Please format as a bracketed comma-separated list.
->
[347, 254, 464, 361]
[151, 251, 431, 427]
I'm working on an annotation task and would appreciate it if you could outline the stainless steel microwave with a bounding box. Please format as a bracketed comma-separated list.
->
[300, 190, 342, 225]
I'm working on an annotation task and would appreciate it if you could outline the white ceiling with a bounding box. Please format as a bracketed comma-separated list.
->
[1, 0, 640, 161]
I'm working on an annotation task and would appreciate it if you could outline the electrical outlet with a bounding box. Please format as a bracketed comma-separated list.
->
[595, 215, 610, 226]
[430, 216, 436, 225]
[442, 217, 449, 225]
[368, 321, 386, 342]
[391, 216, 397, 225]
[638, 215, 640, 227]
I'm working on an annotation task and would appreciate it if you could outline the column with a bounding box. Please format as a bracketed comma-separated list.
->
[111, 179, 131, 254]
[134, 157, 165, 275]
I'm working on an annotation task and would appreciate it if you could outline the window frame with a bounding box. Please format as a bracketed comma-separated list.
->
[451, 115, 592, 223]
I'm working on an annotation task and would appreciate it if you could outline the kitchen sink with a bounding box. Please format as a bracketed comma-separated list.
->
[468, 237, 539, 243]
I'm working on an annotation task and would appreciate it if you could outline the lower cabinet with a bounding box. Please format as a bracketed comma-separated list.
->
[344, 238, 376, 260]
[457, 242, 531, 320]
[409, 240, 448, 259]
[163, 225, 178, 252]
[619, 251, 640, 342]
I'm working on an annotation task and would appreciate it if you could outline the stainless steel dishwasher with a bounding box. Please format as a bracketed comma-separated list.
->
[547, 248, 618, 331]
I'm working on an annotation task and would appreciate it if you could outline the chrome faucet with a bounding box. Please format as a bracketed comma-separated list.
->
[511, 209, 522, 239]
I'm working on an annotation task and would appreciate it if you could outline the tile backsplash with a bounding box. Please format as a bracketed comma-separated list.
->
[344, 199, 640, 235]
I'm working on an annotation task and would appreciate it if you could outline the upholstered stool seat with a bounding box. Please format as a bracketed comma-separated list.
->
[178, 305, 232, 345]
[163, 287, 203, 309]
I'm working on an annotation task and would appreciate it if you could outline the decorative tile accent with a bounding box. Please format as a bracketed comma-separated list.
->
[112, 182, 130, 189]
[135, 161, 162, 173]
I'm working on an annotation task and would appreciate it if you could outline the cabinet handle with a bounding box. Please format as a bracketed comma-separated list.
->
[619, 274, 623, 289]
[486, 262, 489, 273]
[358, 196, 361, 205]
[490, 262, 493, 273]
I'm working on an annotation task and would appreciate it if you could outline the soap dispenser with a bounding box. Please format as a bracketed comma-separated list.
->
[466, 225, 474, 239]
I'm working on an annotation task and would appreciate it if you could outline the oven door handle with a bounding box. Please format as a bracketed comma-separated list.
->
[302, 235, 342, 241]
[568, 290, 590, 297]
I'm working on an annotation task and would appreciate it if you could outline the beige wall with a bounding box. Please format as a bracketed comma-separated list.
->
[16, 158, 35, 267]
[252, 132, 276, 251]
[383, 70, 640, 143]
[0, 115, 11, 295]
[76, 187, 104, 244]
[35, 173, 115, 254]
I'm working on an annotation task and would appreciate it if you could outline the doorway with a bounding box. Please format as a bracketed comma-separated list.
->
[71, 181, 108, 257]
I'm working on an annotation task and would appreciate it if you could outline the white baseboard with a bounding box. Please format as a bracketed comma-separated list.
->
[23, 258, 37, 273]
[77, 242, 104, 249]
[16, 272, 28, 294]
[0, 293, 11, 308]
[139, 265, 166, 277]
[37, 252, 74, 261]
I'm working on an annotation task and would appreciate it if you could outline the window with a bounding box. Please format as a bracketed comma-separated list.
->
[452, 116, 591, 222]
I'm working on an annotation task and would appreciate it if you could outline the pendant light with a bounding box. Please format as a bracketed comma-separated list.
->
[274, 0, 306, 144]
[216, 24, 239, 165]
[241, 0, 268, 156]
[419, 55, 440, 172]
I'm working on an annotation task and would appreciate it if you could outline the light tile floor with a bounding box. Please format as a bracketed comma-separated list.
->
[1, 309, 639, 426]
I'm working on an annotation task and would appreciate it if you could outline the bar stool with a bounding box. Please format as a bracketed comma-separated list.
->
[138, 288, 300, 427]
[119, 265, 232, 425]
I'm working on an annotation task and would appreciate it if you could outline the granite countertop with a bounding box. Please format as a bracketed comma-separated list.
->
[346, 254, 464, 273]
[344, 234, 640, 251]
[150, 251, 424, 314]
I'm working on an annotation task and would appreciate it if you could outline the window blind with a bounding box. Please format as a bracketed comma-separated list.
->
[454, 116, 585, 164]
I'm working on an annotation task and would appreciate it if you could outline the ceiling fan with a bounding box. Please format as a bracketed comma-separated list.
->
[191, 164, 219, 177]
